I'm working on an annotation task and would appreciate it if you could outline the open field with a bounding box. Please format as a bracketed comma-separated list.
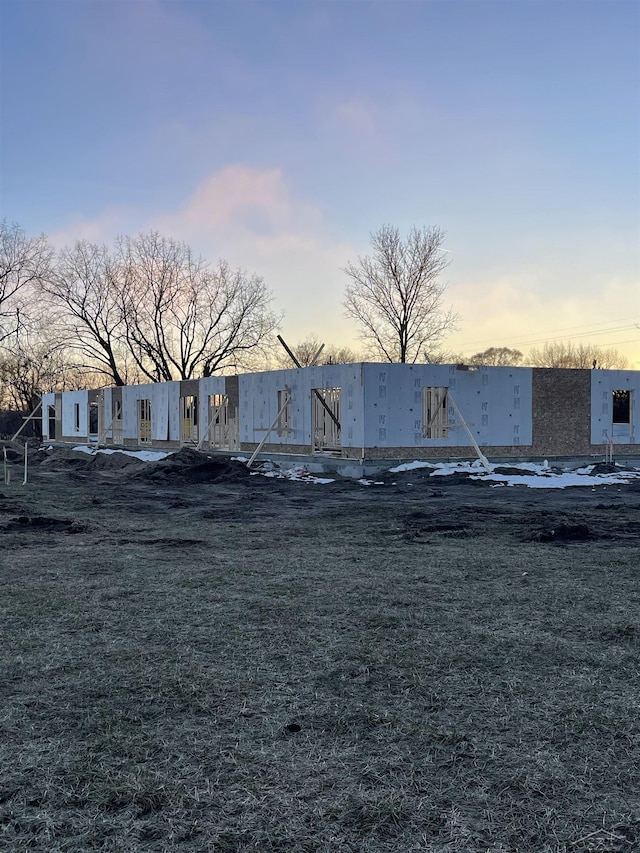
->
[1, 446, 640, 852]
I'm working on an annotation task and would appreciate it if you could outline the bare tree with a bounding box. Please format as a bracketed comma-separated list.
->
[119, 232, 281, 381]
[43, 232, 279, 384]
[0, 221, 53, 342]
[275, 334, 360, 368]
[468, 347, 523, 366]
[527, 341, 628, 369]
[43, 240, 131, 385]
[343, 225, 457, 363]
[0, 323, 83, 413]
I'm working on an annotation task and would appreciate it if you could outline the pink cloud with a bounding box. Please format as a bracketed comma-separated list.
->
[335, 100, 377, 139]
[153, 165, 324, 242]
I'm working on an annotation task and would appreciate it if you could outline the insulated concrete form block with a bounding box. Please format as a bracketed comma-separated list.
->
[307, 363, 365, 449]
[240, 368, 306, 447]
[238, 364, 365, 449]
[61, 390, 89, 439]
[197, 376, 227, 429]
[361, 364, 532, 449]
[591, 370, 639, 445]
[121, 382, 180, 442]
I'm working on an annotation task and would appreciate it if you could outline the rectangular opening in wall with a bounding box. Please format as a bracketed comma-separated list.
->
[89, 401, 99, 435]
[138, 399, 152, 443]
[422, 387, 449, 439]
[48, 405, 56, 440]
[611, 389, 633, 440]
[277, 389, 291, 437]
[207, 394, 230, 448]
[613, 390, 631, 424]
[180, 395, 198, 444]
[74, 403, 80, 432]
[312, 387, 341, 451]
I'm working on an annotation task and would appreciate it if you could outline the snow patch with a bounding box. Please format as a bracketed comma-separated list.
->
[72, 446, 172, 463]
[390, 459, 640, 489]
[251, 465, 335, 484]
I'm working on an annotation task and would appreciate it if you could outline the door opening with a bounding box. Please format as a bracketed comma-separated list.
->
[312, 387, 341, 452]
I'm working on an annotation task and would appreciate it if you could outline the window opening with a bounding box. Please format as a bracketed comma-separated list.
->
[180, 395, 198, 444]
[138, 399, 152, 443]
[74, 403, 80, 432]
[612, 390, 631, 424]
[422, 387, 449, 439]
[89, 401, 99, 435]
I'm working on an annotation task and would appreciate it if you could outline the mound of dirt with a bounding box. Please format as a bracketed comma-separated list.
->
[493, 466, 536, 477]
[588, 462, 634, 475]
[134, 449, 253, 484]
[37, 448, 146, 472]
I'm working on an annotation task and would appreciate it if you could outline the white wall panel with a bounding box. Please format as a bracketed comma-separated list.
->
[591, 370, 639, 444]
[61, 390, 89, 438]
[120, 381, 179, 441]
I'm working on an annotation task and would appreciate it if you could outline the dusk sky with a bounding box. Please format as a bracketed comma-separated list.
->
[1, 0, 639, 364]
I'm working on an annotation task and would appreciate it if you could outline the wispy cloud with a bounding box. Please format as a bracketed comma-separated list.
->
[48, 165, 358, 347]
[334, 99, 377, 141]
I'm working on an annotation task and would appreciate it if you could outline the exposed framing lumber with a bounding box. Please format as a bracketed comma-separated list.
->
[196, 397, 228, 451]
[277, 335, 341, 431]
[246, 386, 291, 469]
[447, 390, 491, 472]
[11, 399, 42, 441]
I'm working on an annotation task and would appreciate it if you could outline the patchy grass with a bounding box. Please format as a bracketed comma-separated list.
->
[1, 469, 639, 852]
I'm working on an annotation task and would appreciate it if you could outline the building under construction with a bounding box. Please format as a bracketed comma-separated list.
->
[40, 363, 639, 476]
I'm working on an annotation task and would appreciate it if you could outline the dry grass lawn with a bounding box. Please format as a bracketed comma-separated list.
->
[1, 447, 639, 851]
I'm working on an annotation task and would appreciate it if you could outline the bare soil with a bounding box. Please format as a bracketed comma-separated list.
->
[1, 445, 639, 852]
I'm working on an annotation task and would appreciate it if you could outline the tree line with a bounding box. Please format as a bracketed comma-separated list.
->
[0, 219, 629, 420]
